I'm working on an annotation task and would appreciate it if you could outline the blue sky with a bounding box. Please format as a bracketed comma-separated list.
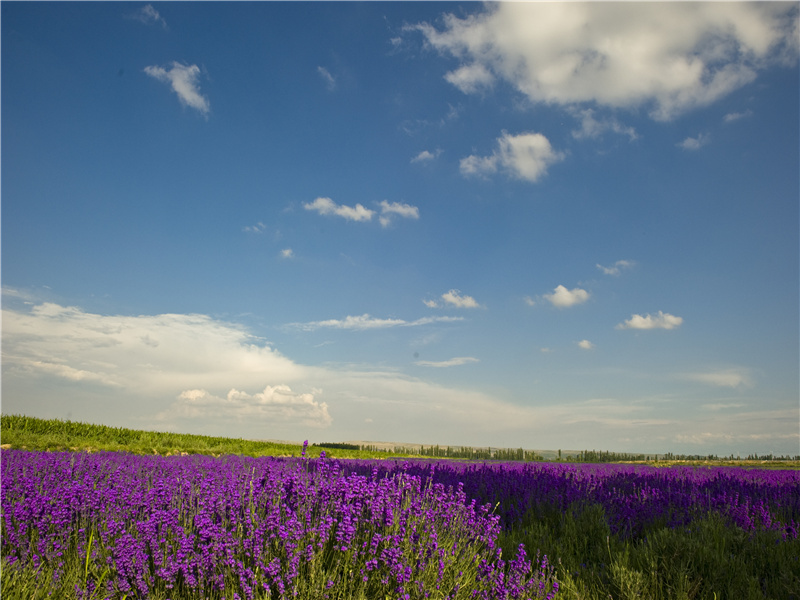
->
[2, 2, 798, 455]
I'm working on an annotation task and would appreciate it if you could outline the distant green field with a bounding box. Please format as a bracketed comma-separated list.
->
[1, 414, 797, 469]
[0, 414, 411, 460]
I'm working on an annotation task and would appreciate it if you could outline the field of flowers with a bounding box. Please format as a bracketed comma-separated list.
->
[2, 446, 799, 600]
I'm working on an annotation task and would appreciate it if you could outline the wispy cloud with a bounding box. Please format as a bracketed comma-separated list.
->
[379, 201, 420, 227]
[723, 110, 754, 123]
[288, 314, 464, 332]
[577, 340, 594, 350]
[411, 149, 442, 164]
[617, 311, 683, 330]
[127, 4, 168, 29]
[317, 66, 336, 91]
[683, 368, 753, 388]
[571, 109, 637, 141]
[543, 285, 590, 308]
[597, 260, 635, 276]
[304, 197, 374, 222]
[677, 133, 710, 150]
[460, 130, 564, 183]
[144, 62, 210, 117]
[415, 356, 479, 368]
[243, 222, 266, 234]
[280, 248, 294, 259]
[425, 289, 483, 309]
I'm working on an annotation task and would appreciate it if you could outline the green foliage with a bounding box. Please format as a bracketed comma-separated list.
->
[498, 502, 800, 600]
[0, 414, 417, 460]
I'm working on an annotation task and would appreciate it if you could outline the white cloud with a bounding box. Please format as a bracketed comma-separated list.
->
[678, 133, 710, 150]
[460, 130, 564, 182]
[684, 368, 753, 388]
[571, 109, 638, 141]
[411, 149, 442, 163]
[379, 200, 420, 228]
[4, 300, 794, 453]
[128, 4, 168, 29]
[524, 296, 536, 307]
[164, 385, 331, 428]
[723, 109, 754, 123]
[243, 222, 266, 234]
[144, 62, 210, 117]
[303, 197, 374, 222]
[317, 66, 336, 91]
[444, 62, 495, 93]
[702, 402, 746, 411]
[543, 285, 590, 308]
[415, 356, 479, 368]
[427, 289, 483, 309]
[617, 311, 683, 330]
[596, 260, 635, 276]
[280, 248, 294, 259]
[577, 340, 594, 350]
[415, 3, 798, 120]
[289, 314, 464, 332]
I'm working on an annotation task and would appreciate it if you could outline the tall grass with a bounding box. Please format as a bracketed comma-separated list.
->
[498, 502, 800, 599]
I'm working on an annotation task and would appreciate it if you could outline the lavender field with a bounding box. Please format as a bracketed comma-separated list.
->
[2, 447, 799, 600]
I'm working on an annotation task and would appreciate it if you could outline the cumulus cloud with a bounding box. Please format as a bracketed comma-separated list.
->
[303, 197, 374, 222]
[577, 340, 594, 350]
[426, 289, 483, 309]
[379, 200, 420, 227]
[617, 311, 683, 330]
[596, 260, 635, 276]
[415, 356, 480, 368]
[164, 385, 331, 428]
[684, 368, 753, 388]
[543, 285, 590, 308]
[414, 3, 799, 120]
[144, 62, 210, 117]
[460, 130, 564, 182]
[280, 248, 294, 259]
[127, 4, 168, 29]
[678, 133, 710, 150]
[288, 314, 464, 332]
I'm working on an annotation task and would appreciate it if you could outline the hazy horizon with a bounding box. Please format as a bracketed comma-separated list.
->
[2, 2, 798, 456]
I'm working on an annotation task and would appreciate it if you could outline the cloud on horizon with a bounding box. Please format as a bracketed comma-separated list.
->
[288, 313, 464, 332]
[2, 298, 794, 454]
[415, 356, 479, 368]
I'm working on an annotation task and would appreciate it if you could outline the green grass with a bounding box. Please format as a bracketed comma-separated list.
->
[497, 502, 800, 600]
[0, 414, 416, 460]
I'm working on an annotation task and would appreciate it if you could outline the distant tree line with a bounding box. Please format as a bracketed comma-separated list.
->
[356, 443, 800, 463]
[359, 444, 544, 461]
[317, 442, 360, 451]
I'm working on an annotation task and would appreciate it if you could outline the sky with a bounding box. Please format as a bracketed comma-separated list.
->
[2, 2, 798, 456]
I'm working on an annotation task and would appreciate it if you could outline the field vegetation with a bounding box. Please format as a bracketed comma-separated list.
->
[2, 415, 799, 600]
